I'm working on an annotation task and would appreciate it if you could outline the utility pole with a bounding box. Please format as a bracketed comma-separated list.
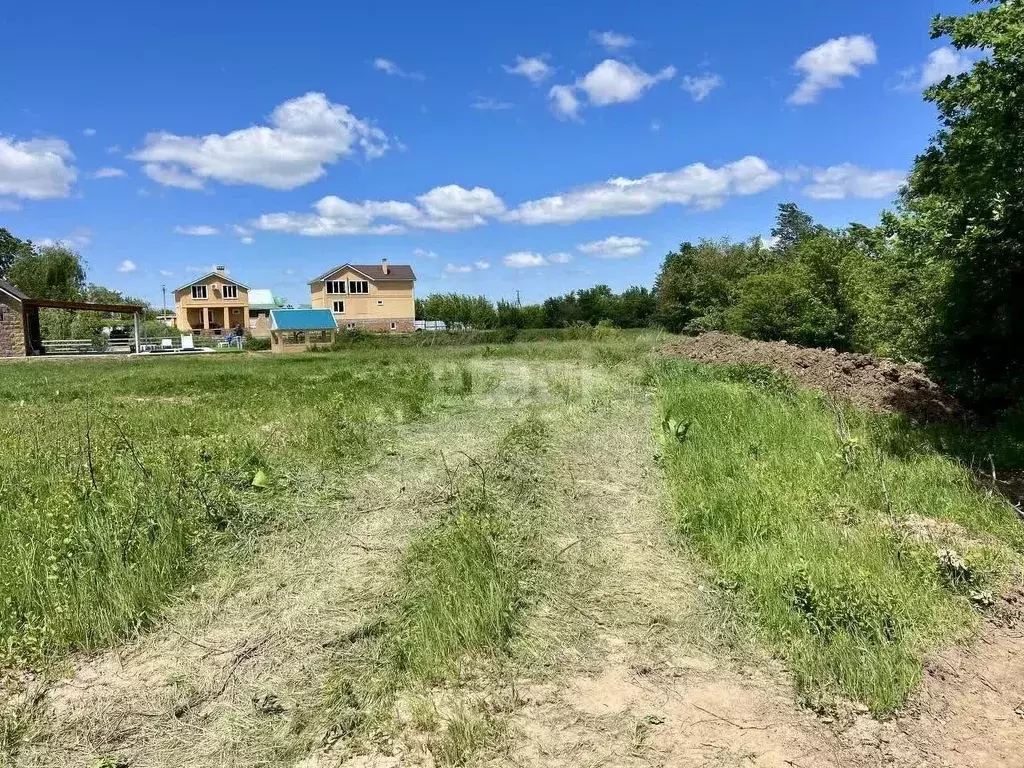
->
[161, 284, 167, 318]
[515, 289, 522, 308]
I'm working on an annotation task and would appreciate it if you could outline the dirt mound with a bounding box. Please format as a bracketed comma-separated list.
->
[664, 332, 960, 421]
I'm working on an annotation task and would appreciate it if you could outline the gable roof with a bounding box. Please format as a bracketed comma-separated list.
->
[270, 308, 338, 331]
[0, 277, 29, 303]
[174, 272, 251, 293]
[308, 263, 416, 284]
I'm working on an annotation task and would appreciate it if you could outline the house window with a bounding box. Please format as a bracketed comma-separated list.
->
[347, 322, 356, 330]
[222, 285, 238, 300]
[191, 285, 208, 300]
[325, 280, 346, 294]
[333, 300, 345, 313]
[390, 322, 397, 330]
[348, 280, 369, 294]
[376, 299, 384, 306]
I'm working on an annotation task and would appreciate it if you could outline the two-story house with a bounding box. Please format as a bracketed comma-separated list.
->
[308, 259, 416, 332]
[173, 267, 249, 335]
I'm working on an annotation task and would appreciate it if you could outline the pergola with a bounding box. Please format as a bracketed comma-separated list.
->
[22, 297, 145, 354]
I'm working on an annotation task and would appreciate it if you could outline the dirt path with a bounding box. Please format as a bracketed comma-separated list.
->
[13, 357, 1024, 767]
[502, 364, 846, 767]
[14, 360, 551, 768]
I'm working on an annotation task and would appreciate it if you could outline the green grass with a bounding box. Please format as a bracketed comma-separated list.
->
[657, 361, 1023, 714]
[324, 415, 550, 748]
[0, 353, 444, 667]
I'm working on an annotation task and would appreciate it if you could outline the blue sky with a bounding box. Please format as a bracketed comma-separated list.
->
[1, 0, 974, 306]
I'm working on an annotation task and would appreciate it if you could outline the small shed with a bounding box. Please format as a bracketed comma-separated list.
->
[269, 308, 338, 353]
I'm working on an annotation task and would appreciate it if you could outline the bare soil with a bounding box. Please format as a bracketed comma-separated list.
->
[11, 358, 1024, 768]
[664, 332, 960, 421]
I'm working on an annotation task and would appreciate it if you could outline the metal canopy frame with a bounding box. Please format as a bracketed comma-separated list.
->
[22, 298, 146, 354]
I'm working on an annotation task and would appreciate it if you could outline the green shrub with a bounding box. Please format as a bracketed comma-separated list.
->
[244, 336, 271, 351]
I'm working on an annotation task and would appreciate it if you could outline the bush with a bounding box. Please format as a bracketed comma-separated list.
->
[244, 336, 271, 351]
[727, 267, 841, 349]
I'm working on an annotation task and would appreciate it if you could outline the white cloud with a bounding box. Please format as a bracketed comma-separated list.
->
[174, 224, 220, 236]
[802, 164, 905, 200]
[413, 247, 439, 259]
[920, 46, 972, 88]
[578, 59, 676, 106]
[106, 144, 121, 154]
[549, 84, 582, 121]
[444, 263, 474, 274]
[92, 167, 126, 179]
[548, 252, 572, 264]
[232, 225, 255, 244]
[549, 59, 675, 120]
[504, 55, 552, 84]
[0, 137, 77, 200]
[788, 35, 877, 105]
[141, 163, 205, 190]
[117, 259, 137, 273]
[474, 260, 491, 270]
[187, 264, 224, 274]
[590, 30, 635, 52]
[0, 200, 20, 211]
[503, 251, 548, 268]
[472, 96, 514, 111]
[505, 156, 782, 225]
[373, 58, 425, 80]
[681, 73, 723, 102]
[37, 227, 91, 250]
[759, 234, 780, 250]
[254, 184, 506, 236]
[131, 92, 390, 191]
[159, 269, 174, 277]
[240, 236, 254, 245]
[650, 120, 661, 133]
[83, 128, 97, 137]
[577, 235, 650, 258]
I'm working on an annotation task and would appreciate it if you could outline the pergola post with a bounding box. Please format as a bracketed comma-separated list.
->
[133, 312, 141, 352]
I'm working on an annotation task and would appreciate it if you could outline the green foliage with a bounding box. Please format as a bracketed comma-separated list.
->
[0, 228, 34, 279]
[727, 266, 842, 348]
[5, 244, 86, 301]
[889, 0, 1024, 409]
[244, 336, 272, 351]
[657, 362, 1022, 713]
[0, 353, 443, 665]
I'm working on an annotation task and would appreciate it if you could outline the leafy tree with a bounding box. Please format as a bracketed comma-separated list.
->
[5, 244, 86, 301]
[892, 0, 1024, 409]
[0, 228, 34, 280]
[727, 264, 842, 348]
[771, 203, 827, 257]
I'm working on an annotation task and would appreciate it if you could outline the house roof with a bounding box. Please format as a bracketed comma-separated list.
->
[308, 263, 416, 284]
[248, 288, 278, 309]
[0, 277, 29, 303]
[270, 308, 338, 331]
[174, 272, 251, 293]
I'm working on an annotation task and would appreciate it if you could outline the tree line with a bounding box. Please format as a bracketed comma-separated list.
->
[418, 2, 1023, 413]
[0, 232, 162, 339]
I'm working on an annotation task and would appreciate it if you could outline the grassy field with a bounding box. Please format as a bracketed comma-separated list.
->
[2, 335, 1022, 764]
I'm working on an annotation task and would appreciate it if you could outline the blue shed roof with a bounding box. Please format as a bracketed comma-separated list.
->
[270, 308, 338, 331]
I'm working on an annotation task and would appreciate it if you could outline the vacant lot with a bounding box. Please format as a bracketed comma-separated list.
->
[2, 335, 1022, 767]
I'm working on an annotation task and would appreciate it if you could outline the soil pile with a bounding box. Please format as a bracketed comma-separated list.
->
[664, 332, 960, 421]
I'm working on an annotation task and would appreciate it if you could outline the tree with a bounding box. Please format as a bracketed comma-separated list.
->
[5, 244, 86, 300]
[771, 203, 827, 257]
[0, 228, 34, 281]
[893, 0, 1024, 409]
[727, 264, 841, 348]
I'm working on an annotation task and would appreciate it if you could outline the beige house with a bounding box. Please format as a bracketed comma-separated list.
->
[308, 259, 416, 332]
[173, 267, 249, 335]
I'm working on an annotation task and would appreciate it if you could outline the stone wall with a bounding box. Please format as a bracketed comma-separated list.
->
[0, 295, 26, 358]
[339, 318, 415, 333]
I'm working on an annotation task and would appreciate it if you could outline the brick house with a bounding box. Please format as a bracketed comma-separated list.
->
[308, 259, 416, 332]
[0, 278, 29, 358]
